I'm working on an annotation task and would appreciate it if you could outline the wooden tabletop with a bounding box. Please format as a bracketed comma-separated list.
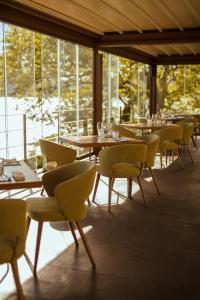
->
[0, 161, 42, 190]
[59, 135, 144, 147]
[121, 123, 180, 131]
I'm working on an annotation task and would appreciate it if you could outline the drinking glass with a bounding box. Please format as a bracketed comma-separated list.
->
[112, 131, 119, 140]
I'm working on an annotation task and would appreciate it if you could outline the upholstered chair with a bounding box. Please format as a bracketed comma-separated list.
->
[176, 119, 198, 150]
[26, 161, 96, 277]
[39, 139, 76, 171]
[92, 144, 147, 212]
[0, 199, 27, 300]
[140, 134, 160, 194]
[154, 126, 183, 168]
[112, 124, 136, 138]
[177, 122, 194, 162]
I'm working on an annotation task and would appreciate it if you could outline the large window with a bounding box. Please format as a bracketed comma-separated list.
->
[102, 53, 150, 124]
[157, 65, 200, 114]
[0, 22, 93, 166]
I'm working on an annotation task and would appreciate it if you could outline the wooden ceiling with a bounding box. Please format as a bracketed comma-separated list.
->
[3, 0, 200, 63]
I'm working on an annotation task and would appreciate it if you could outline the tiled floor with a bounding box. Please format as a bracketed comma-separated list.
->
[1, 143, 200, 300]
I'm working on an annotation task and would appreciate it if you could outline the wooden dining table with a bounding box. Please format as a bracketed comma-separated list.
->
[59, 135, 144, 148]
[121, 123, 180, 132]
[0, 160, 42, 190]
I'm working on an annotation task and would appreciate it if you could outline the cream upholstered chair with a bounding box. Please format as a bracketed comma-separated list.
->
[26, 161, 96, 276]
[176, 119, 198, 150]
[92, 144, 148, 212]
[112, 124, 136, 138]
[177, 122, 194, 162]
[0, 199, 27, 300]
[39, 139, 76, 171]
[155, 126, 183, 168]
[140, 134, 160, 194]
[39, 139, 77, 196]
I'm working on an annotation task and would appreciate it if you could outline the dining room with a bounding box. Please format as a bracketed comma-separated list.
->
[0, 1, 200, 299]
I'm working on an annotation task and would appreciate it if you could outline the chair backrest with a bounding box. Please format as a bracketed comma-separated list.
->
[0, 199, 27, 261]
[42, 161, 96, 220]
[176, 118, 197, 126]
[140, 134, 160, 168]
[112, 124, 136, 138]
[154, 126, 183, 144]
[99, 144, 147, 177]
[39, 139, 76, 167]
[179, 122, 194, 145]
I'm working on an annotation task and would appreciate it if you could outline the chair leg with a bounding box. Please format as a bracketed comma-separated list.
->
[186, 145, 194, 163]
[33, 222, 43, 277]
[177, 148, 183, 168]
[68, 221, 79, 247]
[40, 187, 45, 196]
[11, 261, 24, 300]
[108, 177, 114, 213]
[75, 221, 96, 268]
[92, 173, 100, 203]
[127, 178, 132, 198]
[27, 215, 31, 236]
[137, 177, 148, 208]
[165, 149, 168, 166]
[148, 167, 160, 195]
[160, 150, 163, 169]
[86, 197, 91, 206]
[191, 135, 198, 150]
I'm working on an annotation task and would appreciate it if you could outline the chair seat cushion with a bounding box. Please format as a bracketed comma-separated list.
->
[45, 161, 57, 171]
[27, 197, 64, 222]
[112, 163, 140, 178]
[0, 235, 16, 264]
[161, 140, 178, 150]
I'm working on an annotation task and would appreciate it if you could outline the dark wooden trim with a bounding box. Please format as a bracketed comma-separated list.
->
[155, 55, 200, 65]
[99, 47, 154, 64]
[93, 51, 103, 134]
[97, 29, 200, 47]
[0, 1, 97, 48]
[149, 64, 157, 115]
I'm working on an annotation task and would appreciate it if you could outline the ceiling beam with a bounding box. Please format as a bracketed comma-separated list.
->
[100, 47, 154, 64]
[97, 29, 200, 47]
[155, 0, 183, 31]
[155, 55, 200, 65]
[183, 0, 200, 24]
[133, 45, 157, 57]
[128, 0, 163, 32]
[100, 0, 142, 33]
[70, 0, 123, 34]
[185, 44, 197, 56]
[153, 45, 170, 56]
[0, 0, 98, 47]
[169, 45, 183, 56]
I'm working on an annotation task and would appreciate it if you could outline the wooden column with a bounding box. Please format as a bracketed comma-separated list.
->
[93, 50, 103, 135]
[149, 64, 157, 116]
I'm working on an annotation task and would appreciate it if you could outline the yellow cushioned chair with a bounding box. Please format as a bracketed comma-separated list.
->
[92, 144, 147, 212]
[177, 122, 194, 162]
[140, 134, 160, 194]
[39, 139, 76, 171]
[112, 124, 136, 138]
[0, 199, 27, 300]
[26, 161, 97, 276]
[155, 126, 183, 168]
[176, 119, 198, 150]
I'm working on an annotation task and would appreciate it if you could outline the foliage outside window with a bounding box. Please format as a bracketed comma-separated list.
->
[0, 22, 93, 167]
[102, 53, 150, 124]
[157, 65, 200, 114]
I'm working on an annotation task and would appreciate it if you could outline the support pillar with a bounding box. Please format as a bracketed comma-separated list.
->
[150, 64, 157, 116]
[93, 50, 103, 135]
